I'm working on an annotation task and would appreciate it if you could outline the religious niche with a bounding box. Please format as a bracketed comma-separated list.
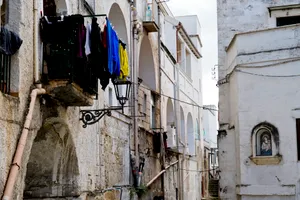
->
[257, 130, 272, 156]
[250, 122, 282, 165]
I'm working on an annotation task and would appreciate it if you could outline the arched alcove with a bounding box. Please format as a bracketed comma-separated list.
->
[108, 3, 128, 45]
[187, 113, 195, 155]
[107, 3, 129, 107]
[180, 107, 185, 146]
[166, 98, 174, 127]
[139, 36, 156, 91]
[24, 118, 79, 199]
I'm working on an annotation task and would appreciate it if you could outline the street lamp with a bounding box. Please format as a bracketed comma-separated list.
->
[113, 79, 132, 108]
[80, 79, 132, 128]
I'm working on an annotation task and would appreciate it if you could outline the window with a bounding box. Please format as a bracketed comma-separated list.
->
[0, 53, 11, 94]
[43, 0, 57, 16]
[150, 93, 156, 128]
[143, 94, 147, 113]
[277, 15, 300, 26]
[186, 49, 191, 79]
[177, 39, 182, 64]
[1, 0, 7, 26]
[108, 88, 113, 106]
[296, 119, 300, 160]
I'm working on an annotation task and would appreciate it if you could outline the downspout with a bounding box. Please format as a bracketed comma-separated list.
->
[129, 1, 135, 187]
[131, 3, 139, 164]
[157, 3, 165, 197]
[175, 26, 183, 200]
[2, 2, 45, 199]
[33, 0, 40, 82]
[2, 85, 46, 200]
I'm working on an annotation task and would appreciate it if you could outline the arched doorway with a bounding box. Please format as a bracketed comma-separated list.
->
[139, 36, 156, 91]
[23, 118, 79, 199]
[187, 113, 195, 155]
[107, 3, 129, 107]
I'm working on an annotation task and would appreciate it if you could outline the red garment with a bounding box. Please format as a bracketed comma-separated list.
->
[102, 25, 107, 48]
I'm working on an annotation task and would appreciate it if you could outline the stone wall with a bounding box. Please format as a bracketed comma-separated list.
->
[0, 1, 204, 200]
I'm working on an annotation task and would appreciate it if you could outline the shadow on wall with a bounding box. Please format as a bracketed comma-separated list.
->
[23, 117, 80, 199]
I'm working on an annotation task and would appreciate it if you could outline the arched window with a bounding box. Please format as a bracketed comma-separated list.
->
[251, 122, 280, 157]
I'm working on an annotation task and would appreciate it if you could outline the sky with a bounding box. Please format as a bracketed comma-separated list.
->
[166, 0, 219, 106]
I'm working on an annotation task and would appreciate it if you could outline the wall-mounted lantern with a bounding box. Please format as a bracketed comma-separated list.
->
[80, 79, 132, 128]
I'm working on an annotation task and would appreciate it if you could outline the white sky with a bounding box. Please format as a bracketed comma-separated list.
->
[166, 0, 219, 106]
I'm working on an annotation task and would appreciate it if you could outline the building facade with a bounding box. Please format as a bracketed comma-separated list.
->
[202, 105, 218, 198]
[217, 1, 300, 200]
[0, 0, 203, 199]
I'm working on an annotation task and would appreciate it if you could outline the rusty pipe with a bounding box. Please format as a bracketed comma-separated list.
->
[2, 86, 46, 200]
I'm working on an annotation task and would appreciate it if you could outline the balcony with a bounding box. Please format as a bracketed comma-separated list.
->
[42, 44, 96, 106]
[41, 16, 97, 107]
[143, 0, 159, 32]
[0, 53, 11, 94]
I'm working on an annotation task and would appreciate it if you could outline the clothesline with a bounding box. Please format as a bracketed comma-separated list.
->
[40, 14, 130, 92]
[82, 14, 107, 18]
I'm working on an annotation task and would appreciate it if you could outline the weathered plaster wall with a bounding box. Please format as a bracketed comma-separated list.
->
[218, 0, 300, 199]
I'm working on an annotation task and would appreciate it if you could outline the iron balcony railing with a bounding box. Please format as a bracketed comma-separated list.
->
[0, 53, 11, 94]
[42, 43, 98, 96]
[144, 0, 159, 25]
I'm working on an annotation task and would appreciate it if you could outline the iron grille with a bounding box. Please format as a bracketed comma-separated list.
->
[0, 53, 11, 94]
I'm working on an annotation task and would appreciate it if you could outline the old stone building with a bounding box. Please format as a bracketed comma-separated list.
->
[217, 1, 300, 200]
[0, 0, 204, 200]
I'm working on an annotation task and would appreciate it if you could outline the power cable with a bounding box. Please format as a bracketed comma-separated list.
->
[236, 69, 300, 78]
[133, 81, 218, 112]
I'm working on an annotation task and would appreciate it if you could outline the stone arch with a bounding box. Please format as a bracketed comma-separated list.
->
[108, 3, 128, 45]
[251, 122, 280, 157]
[107, 3, 129, 107]
[180, 106, 185, 145]
[24, 117, 79, 199]
[187, 113, 195, 155]
[139, 35, 156, 91]
[166, 98, 174, 127]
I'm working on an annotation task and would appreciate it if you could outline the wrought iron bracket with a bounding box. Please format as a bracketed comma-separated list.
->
[80, 106, 123, 128]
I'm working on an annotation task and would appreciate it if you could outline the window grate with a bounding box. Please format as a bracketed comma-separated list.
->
[0, 53, 11, 94]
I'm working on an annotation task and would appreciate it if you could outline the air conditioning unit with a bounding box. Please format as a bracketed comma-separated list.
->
[167, 126, 177, 148]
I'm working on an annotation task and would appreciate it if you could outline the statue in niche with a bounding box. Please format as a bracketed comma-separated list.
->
[260, 133, 272, 156]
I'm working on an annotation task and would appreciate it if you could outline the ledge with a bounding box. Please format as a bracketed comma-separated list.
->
[250, 155, 282, 165]
[237, 184, 295, 196]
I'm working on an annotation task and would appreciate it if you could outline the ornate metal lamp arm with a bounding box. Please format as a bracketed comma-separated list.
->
[80, 107, 123, 128]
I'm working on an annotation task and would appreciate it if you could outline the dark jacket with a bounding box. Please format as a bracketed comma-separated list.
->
[0, 27, 23, 55]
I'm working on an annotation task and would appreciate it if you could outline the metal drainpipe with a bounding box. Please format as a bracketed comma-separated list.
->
[175, 26, 184, 200]
[157, 3, 165, 197]
[131, 2, 139, 166]
[2, 85, 46, 200]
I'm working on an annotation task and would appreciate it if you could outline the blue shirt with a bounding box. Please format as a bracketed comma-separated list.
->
[106, 19, 120, 76]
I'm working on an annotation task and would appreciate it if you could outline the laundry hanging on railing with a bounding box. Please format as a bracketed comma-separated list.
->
[40, 14, 130, 92]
